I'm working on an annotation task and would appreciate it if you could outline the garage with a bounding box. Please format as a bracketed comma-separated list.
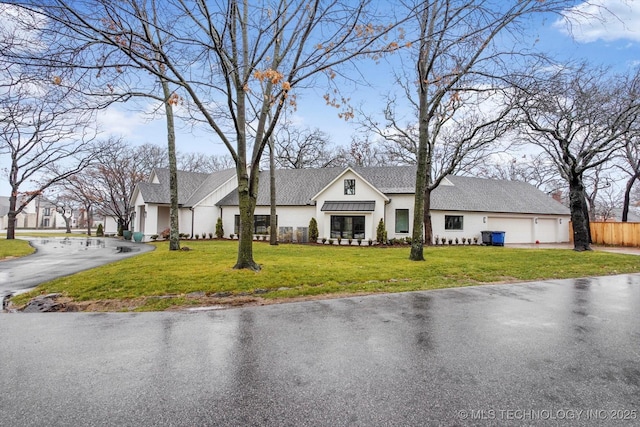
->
[487, 217, 533, 243]
[536, 218, 558, 243]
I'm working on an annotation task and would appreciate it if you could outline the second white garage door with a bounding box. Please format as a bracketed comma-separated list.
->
[487, 217, 533, 243]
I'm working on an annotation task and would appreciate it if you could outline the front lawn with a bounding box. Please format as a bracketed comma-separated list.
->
[0, 239, 35, 259]
[11, 240, 640, 311]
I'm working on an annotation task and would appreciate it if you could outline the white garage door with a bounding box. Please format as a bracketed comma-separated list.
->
[487, 217, 533, 243]
[536, 219, 558, 243]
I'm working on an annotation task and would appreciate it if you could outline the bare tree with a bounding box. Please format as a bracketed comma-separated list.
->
[511, 64, 640, 250]
[90, 139, 148, 233]
[49, 193, 78, 233]
[55, 172, 99, 236]
[11, 0, 402, 269]
[0, 73, 96, 239]
[583, 163, 615, 221]
[178, 152, 235, 174]
[362, 0, 573, 261]
[617, 133, 640, 222]
[270, 126, 340, 169]
[474, 152, 562, 192]
[334, 136, 390, 167]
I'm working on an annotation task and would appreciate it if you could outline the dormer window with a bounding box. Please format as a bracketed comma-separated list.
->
[344, 179, 355, 195]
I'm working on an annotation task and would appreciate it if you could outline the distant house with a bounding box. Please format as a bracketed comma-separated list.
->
[599, 208, 640, 223]
[0, 195, 65, 230]
[131, 166, 571, 244]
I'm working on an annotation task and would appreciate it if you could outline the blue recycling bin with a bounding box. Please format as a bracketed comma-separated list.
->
[491, 231, 505, 246]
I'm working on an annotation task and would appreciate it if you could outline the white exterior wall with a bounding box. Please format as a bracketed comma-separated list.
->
[431, 211, 487, 244]
[103, 216, 119, 234]
[192, 206, 217, 237]
[143, 205, 158, 235]
[384, 198, 572, 244]
[312, 170, 387, 242]
[220, 205, 315, 240]
[179, 208, 194, 237]
[385, 194, 415, 240]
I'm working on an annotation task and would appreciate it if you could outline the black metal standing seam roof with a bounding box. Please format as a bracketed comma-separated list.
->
[321, 201, 376, 211]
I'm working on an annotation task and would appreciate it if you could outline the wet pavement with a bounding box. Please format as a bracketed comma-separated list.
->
[1, 274, 639, 426]
[0, 237, 154, 299]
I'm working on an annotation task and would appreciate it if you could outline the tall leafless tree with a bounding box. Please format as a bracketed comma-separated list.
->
[9, 0, 403, 270]
[617, 133, 640, 222]
[271, 126, 340, 169]
[363, 0, 573, 261]
[0, 72, 96, 239]
[510, 64, 640, 250]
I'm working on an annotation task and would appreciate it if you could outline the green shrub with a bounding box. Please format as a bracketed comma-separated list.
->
[309, 217, 319, 243]
[376, 219, 385, 244]
[215, 218, 224, 239]
[321, 237, 327, 244]
[96, 223, 104, 237]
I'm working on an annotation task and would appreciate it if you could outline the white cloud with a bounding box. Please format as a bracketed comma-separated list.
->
[96, 106, 155, 141]
[555, 0, 640, 42]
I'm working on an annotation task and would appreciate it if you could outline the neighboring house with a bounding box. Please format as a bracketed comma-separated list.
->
[131, 166, 571, 244]
[0, 195, 65, 230]
[599, 208, 640, 223]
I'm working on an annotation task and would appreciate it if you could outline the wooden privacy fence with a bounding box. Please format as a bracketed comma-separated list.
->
[570, 221, 640, 247]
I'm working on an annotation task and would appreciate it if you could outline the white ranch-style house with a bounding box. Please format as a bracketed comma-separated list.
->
[131, 166, 571, 244]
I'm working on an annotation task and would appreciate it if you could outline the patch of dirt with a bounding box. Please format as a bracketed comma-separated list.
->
[10, 292, 376, 313]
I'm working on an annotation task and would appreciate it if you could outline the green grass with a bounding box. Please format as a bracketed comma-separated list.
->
[11, 240, 640, 311]
[0, 239, 35, 259]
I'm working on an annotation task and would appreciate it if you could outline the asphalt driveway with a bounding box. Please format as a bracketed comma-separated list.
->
[0, 237, 154, 297]
[1, 273, 639, 426]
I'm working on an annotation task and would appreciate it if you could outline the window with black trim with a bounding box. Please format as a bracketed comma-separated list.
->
[234, 215, 273, 234]
[330, 215, 365, 239]
[444, 215, 463, 230]
[344, 179, 356, 195]
[395, 209, 409, 233]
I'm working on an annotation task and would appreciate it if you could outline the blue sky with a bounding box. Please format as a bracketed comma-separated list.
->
[2, 0, 640, 197]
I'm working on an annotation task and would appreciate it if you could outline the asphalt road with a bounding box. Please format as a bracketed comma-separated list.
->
[1, 274, 639, 426]
[0, 237, 154, 297]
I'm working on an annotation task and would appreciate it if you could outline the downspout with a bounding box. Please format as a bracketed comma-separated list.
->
[384, 199, 390, 238]
[190, 207, 194, 239]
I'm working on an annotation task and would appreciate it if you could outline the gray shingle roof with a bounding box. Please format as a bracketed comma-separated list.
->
[138, 168, 211, 205]
[217, 168, 340, 206]
[433, 175, 569, 215]
[216, 166, 570, 215]
[184, 168, 237, 207]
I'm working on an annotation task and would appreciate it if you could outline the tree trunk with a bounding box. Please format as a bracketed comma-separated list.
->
[569, 175, 591, 251]
[410, 154, 428, 260]
[234, 170, 260, 271]
[269, 138, 278, 246]
[423, 187, 433, 246]
[410, 94, 429, 261]
[64, 216, 72, 233]
[621, 174, 638, 222]
[162, 79, 180, 251]
[6, 192, 17, 240]
[85, 205, 92, 236]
